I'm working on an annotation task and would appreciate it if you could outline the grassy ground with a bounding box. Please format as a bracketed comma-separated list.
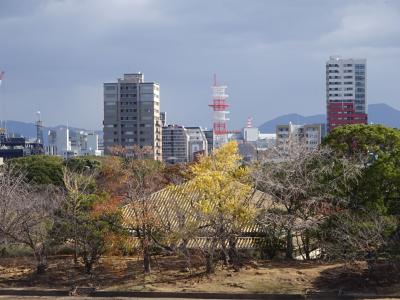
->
[0, 255, 399, 295]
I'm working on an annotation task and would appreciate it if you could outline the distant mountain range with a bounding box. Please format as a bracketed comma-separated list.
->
[2, 103, 399, 140]
[1, 121, 102, 145]
[258, 103, 400, 133]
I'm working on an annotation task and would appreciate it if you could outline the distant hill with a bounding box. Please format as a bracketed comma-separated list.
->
[1, 120, 102, 144]
[368, 103, 400, 128]
[258, 103, 400, 133]
[258, 114, 325, 133]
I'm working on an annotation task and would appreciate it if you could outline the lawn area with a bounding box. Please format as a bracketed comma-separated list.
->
[0, 255, 399, 295]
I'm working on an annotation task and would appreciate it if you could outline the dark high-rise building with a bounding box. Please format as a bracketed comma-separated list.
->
[103, 73, 162, 160]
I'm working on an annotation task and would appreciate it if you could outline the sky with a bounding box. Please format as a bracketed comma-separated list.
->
[0, 0, 400, 130]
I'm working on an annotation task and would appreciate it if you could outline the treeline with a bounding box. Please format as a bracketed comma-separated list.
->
[0, 124, 399, 279]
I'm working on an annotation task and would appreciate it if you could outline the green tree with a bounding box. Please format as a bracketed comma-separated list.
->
[7, 155, 64, 185]
[324, 124, 400, 215]
[64, 156, 102, 172]
[53, 193, 123, 274]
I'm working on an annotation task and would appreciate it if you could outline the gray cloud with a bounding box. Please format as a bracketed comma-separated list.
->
[0, 0, 399, 130]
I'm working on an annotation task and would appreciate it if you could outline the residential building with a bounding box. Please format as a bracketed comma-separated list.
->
[103, 73, 162, 160]
[162, 124, 189, 164]
[186, 127, 208, 162]
[276, 123, 325, 150]
[326, 56, 367, 132]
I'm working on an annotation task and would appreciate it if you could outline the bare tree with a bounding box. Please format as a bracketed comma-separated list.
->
[253, 141, 361, 259]
[0, 166, 28, 246]
[0, 166, 63, 273]
[321, 211, 396, 273]
[122, 146, 165, 274]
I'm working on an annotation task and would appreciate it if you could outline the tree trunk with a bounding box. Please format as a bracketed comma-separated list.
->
[228, 238, 239, 271]
[220, 241, 229, 266]
[181, 239, 191, 272]
[36, 256, 47, 274]
[205, 251, 215, 274]
[73, 216, 78, 265]
[302, 232, 311, 260]
[285, 229, 294, 259]
[85, 260, 93, 274]
[143, 247, 151, 274]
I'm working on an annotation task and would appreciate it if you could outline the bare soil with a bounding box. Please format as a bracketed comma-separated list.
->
[0, 255, 399, 295]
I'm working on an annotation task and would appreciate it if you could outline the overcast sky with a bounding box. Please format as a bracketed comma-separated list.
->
[0, 0, 399, 130]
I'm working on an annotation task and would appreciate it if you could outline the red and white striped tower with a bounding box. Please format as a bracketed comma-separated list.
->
[246, 116, 253, 128]
[209, 74, 229, 149]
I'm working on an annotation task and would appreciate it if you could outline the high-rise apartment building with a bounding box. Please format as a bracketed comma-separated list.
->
[326, 56, 367, 132]
[103, 73, 162, 160]
[162, 124, 189, 164]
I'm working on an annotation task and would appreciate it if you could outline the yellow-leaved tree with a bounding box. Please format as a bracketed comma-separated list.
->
[189, 141, 255, 273]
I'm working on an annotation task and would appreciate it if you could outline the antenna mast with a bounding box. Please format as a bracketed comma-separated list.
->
[209, 74, 230, 149]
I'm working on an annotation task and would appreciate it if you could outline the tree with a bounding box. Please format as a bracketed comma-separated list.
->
[62, 167, 96, 264]
[53, 193, 123, 274]
[7, 155, 64, 185]
[186, 141, 255, 272]
[320, 211, 396, 273]
[0, 165, 62, 273]
[122, 146, 165, 274]
[253, 142, 360, 259]
[64, 156, 102, 173]
[324, 124, 400, 214]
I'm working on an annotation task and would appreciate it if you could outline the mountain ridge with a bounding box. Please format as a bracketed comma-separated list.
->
[258, 103, 400, 133]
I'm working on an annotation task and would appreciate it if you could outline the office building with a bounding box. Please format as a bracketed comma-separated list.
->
[162, 124, 189, 164]
[47, 127, 71, 156]
[103, 73, 162, 160]
[243, 127, 259, 143]
[326, 56, 367, 132]
[47, 128, 101, 158]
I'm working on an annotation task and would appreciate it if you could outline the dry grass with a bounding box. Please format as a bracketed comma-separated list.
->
[0, 255, 399, 295]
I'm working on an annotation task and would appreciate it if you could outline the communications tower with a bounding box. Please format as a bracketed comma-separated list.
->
[209, 74, 229, 149]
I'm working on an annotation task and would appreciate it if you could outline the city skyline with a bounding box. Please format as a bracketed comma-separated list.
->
[1, 0, 400, 130]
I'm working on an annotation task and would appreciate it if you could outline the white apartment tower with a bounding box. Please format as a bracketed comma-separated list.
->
[326, 56, 367, 132]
